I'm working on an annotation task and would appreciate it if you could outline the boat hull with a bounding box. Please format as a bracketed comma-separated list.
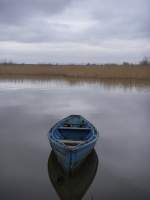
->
[49, 139, 96, 172]
[48, 115, 98, 172]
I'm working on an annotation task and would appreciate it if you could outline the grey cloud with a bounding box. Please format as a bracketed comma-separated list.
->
[0, 0, 73, 24]
[0, 0, 149, 63]
[89, 0, 150, 40]
[0, 0, 149, 43]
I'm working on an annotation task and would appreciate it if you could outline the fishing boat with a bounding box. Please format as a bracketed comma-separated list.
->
[48, 115, 98, 172]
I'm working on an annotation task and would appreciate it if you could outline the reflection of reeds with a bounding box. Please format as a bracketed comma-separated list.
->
[1, 76, 150, 89]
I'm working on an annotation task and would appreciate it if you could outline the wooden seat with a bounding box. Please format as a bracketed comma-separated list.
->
[58, 127, 91, 131]
[59, 139, 85, 145]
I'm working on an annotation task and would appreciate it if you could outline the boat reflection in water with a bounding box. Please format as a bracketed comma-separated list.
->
[48, 150, 98, 200]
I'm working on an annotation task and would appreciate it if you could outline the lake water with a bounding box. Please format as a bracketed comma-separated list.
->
[0, 79, 150, 200]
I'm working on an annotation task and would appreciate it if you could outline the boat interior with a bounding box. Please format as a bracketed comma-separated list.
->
[54, 116, 92, 146]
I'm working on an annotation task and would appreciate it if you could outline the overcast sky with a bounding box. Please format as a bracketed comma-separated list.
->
[0, 0, 149, 64]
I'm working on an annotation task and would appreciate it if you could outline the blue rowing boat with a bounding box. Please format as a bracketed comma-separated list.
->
[48, 115, 98, 172]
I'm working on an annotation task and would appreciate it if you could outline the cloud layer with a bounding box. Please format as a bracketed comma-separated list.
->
[0, 0, 149, 63]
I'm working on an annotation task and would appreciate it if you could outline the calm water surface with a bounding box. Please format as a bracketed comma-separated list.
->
[0, 79, 150, 200]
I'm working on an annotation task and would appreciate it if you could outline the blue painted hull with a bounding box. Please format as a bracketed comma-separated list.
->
[48, 115, 98, 172]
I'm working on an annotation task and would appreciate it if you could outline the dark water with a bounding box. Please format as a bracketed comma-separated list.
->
[0, 79, 150, 200]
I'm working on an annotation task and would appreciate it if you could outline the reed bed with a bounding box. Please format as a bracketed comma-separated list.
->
[0, 64, 150, 80]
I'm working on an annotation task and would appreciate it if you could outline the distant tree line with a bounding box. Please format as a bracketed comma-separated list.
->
[139, 56, 150, 65]
[0, 57, 150, 66]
